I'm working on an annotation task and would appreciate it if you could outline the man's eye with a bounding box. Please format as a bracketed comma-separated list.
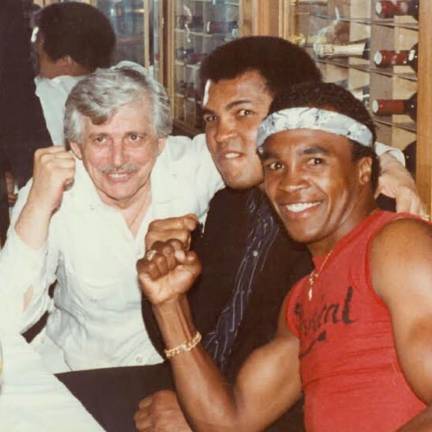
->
[129, 133, 140, 141]
[238, 109, 253, 117]
[94, 136, 107, 144]
[309, 157, 324, 165]
[203, 114, 216, 124]
[125, 133, 145, 145]
[265, 161, 284, 171]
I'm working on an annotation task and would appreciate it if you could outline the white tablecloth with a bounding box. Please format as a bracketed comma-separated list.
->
[0, 331, 105, 431]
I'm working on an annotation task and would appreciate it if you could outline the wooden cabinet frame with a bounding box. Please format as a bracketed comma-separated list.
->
[416, 1, 432, 211]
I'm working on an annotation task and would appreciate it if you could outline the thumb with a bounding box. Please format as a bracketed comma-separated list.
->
[138, 396, 153, 409]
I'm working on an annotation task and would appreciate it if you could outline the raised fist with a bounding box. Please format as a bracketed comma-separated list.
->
[28, 146, 76, 214]
[145, 214, 199, 251]
[137, 239, 202, 305]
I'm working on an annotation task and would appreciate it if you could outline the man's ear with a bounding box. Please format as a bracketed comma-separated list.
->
[70, 142, 83, 160]
[358, 156, 373, 186]
[157, 138, 166, 155]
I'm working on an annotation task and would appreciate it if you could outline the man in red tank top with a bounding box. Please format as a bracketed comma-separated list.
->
[136, 82, 432, 432]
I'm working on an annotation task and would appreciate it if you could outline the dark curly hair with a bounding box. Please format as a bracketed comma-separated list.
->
[199, 36, 322, 97]
[36, 2, 115, 71]
[267, 82, 380, 190]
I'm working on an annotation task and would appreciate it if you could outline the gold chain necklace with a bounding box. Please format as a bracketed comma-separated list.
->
[307, 249, 334, 301]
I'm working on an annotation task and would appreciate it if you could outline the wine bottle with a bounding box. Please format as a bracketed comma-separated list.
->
[375, 1, 419, 20]
[371, 93, 417, 121]
[206, 20, 238, 35]
[314, 39, 370, 59]
[373, 43, 418, 72]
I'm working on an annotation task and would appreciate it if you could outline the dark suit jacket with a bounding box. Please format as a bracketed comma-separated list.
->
[143, 187, 313, 431]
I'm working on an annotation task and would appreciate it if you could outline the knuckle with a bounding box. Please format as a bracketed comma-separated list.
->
[161, 244, 174, 255]
[152, 241, 166, 251]
[169, 239, 183, 249]
[153, 255, 165, 265]
[146, 262, 158, 272]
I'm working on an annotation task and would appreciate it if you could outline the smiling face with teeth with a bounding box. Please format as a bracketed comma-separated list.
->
[261, 129, 375, 256]
[70, 99, 164, 209]
[202, 71, 273, 189]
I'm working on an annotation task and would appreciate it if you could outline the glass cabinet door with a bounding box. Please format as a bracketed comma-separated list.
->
[94, 0, 147, 65]
[171, 0, 241, 134]
[36, 1, 155, 70]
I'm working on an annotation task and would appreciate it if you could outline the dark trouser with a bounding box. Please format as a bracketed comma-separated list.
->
[56, 362, 173, 432]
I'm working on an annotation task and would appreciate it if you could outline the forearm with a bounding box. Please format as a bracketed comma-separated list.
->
[0, 187, 54, 327]
[0, 228, 51, 331]
[152, 296, 244, 432]
[14, 197, 52, 249]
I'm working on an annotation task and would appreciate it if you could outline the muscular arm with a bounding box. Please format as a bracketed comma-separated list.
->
[370, 219, 432, 429]
[138, 243, 302, 431]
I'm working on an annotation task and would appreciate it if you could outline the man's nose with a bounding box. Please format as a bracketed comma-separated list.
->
[111, 142, 127, 167]
[214, 119, 236, 145]
[279, 166, 308, 192]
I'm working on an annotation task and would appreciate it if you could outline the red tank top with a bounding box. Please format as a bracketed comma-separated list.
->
[286, 211, 425, 432]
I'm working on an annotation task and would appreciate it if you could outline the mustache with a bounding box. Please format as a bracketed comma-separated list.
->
[100, 164, 139, 175]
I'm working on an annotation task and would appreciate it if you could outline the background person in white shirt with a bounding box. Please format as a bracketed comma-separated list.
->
[5, 2, 116, 206]
[33, 1, 116, 146]
[0, 64, 221, 373]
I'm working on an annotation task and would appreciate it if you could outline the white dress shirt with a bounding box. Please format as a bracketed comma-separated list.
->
[34, 75, 83, 145]
[0, 134, 222, 373]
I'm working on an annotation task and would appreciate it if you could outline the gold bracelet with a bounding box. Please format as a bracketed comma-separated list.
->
[164, 331, 202, 358]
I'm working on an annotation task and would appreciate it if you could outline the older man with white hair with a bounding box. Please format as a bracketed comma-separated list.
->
[0, 64, 221, 373]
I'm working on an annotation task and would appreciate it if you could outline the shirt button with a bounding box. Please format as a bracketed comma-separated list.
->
[252, 250, 259, 257]
[135, 354, 144, 364]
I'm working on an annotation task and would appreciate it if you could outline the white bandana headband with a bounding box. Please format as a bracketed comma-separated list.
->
[256, 107, 374, 149]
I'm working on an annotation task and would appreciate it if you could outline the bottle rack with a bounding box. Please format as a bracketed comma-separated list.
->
[167, 0, 240, 135]
[287, 0, 420, 172]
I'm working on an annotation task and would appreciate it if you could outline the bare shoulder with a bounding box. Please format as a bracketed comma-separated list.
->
[370, 217, 432, 299]
[372, 217, 432, 255]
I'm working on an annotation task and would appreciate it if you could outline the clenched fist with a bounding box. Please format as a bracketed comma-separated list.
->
[137, 239, 202, 305]
[145, 214, 199, 251]
[28, 146, 76, 214]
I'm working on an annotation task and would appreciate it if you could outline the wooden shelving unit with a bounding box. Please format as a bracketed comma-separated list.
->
[282, 0, 432, 210]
